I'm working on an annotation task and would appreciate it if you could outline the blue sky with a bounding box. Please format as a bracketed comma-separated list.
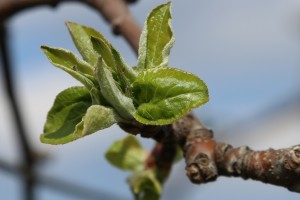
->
[0, 0, 300, 199]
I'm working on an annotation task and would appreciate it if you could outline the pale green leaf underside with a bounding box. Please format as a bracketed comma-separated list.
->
[41, 86, 92, 144]
[41, 46, 94, 90]
[137, 2, 174, 71]
[132, 67, 209, 125]
[91, 36, 136, 96]
[74, 105, 118, 137]
[66, 21, 108, 66]
[105, 136, 146, 171]
[96, 57, 136, 119]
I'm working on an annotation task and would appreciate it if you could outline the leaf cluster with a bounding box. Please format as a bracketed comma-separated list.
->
[40, 3, 209, 199]
[40, 2, 209, 145]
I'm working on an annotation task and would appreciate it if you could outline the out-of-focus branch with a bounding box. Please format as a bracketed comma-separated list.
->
[0, 0, 59, 21]
[144, 125, 178, 183]
[0, 22, 36, 200]
[0, 159, 130, 200]
[0, 0, 140, 52]
[85, 0, 141, 52]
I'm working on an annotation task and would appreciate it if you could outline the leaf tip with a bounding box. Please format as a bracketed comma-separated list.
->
[39, 133, 57, 145]
[40, 45, 48, 51]
[65, 21, 76, 28]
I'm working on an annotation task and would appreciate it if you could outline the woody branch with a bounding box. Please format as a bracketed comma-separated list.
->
[1, 0, 299, 193]
[0, 0, 140, 52]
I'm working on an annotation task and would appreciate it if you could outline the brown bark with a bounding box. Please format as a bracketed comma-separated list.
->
[172, 114, 300, 192]
[215, 143, 300, 192]
[1, 0, 299, 193]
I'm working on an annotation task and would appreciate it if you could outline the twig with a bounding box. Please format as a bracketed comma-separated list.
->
[0, 22, 36, 200]
[0, 159, 130, 200]
[85, 0, 141, 52]
[172, 114, 300, 192]
[215, 143, 300, 192]
[0, 0, 141, 52]
[1, 0, 299, 194]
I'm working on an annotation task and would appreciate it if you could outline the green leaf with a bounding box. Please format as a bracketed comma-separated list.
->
[41, 86, 92, 144]
[95, 57, 136, 119]
[91, 36, 136, 96]
[66, 21, 109, 66]
[91, 37, 115, 69]
[41, 46, 95, 90]
[132, 67, 209, 125]
[128, 170, 161, 200]
[89, 87, 108, 105]
[136, 2, 174, 71]
[74, 105, 119, 137]
[105, 136, 146, 170]
[111, 44, 137, 83]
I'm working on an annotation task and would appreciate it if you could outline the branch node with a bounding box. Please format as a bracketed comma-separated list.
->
[285, 146, 300, 171]
[186, 160, 218, 184]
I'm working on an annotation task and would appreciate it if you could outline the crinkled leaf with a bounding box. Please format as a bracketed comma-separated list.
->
[66, 21, 108, 66]
[41, 46, 94, 90]
[41, 86, 92, 144]
[128, 170, 161, 200]
[105, 136, 146, 170]
[132, 67, 209, 125]
[74, 105, 119, 137]
[136, 2, 174, 71]
[91, 36, 136, 96]
[96, 57, 136, 119]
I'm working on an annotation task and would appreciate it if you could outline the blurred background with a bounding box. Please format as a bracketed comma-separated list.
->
[0, 0, 299, 199]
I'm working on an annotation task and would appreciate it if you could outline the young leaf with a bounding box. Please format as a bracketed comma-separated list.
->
[66, 21, 108, 66]
[111, 44, 137, 83]
[41, 86, 92, 144]
[136, 2, 174, 71]
[128, 170, 161, 200]
[95, 57, 136, 119]
[74, 105, 119, 137]
[132, 67, 209, 125]
[91, 37, 136, 96]
[89, 87, 108, 105]
[41, 46, 95, 90]
[91, 37, 115, 69]
[41, 45, 93, 75]
[105, 136, 147, 171]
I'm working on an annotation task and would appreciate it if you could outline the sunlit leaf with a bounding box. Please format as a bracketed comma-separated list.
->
[41, 46, 94, 90]
[136, 2, 174, 71]
[95, 57, 136, 119]
[66, 21, 108, 66]
[132, 67, 209, 125]
[41, 86, 92, 144]
[91, 36, 136, 96]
